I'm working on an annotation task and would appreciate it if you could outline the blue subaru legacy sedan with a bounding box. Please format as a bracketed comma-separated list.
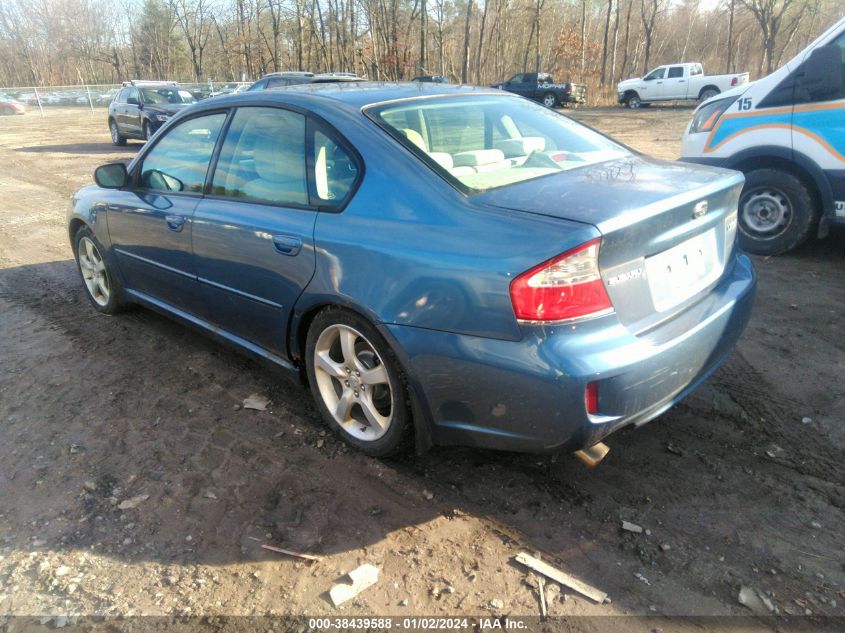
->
[69, 82, 755, 457]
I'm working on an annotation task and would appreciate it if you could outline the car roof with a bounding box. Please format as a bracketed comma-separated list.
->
[204, 81, 508, 111]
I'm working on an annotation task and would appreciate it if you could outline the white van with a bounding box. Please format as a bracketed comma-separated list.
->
[681, 16, 845, 255]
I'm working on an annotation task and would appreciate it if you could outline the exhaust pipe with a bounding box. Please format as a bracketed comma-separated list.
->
[574, 442, 610, 468]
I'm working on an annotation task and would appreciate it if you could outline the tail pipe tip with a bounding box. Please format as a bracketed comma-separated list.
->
[574, 442, 610, 469]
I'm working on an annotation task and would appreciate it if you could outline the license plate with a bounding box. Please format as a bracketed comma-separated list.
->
[645, 229, 722, 312]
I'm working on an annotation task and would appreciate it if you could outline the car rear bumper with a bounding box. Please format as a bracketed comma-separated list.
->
[383, 253, 756, 453]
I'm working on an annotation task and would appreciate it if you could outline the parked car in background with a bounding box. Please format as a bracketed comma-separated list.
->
[108, 81, 197, 145]
[248, 71, 365, 91]
[491, 72, 587, 107]
[682, 16, 845, 255]
[0, 94, 25, 115]
[70, 83, 754, 458]
[215, 82, 251, 96]
[617, 63, 749, 108]
[411, 75, 449, 83]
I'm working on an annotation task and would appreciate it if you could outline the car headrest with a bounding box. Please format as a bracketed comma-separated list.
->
[403, 128, 428, 151]
[428, 152, 454, 169]
[494, 136, 546, 157]
[452, 149, 506, 167]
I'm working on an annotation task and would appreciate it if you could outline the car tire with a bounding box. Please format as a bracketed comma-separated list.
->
[109, 119, 126, 146]
[699, 88, 720, 102]
[73, 225, 126, 314]
[305, 308, 412, 457]
[143, 120, 153, 142]
[737, 168, 818, 256]
[625, 93, 641, 109]
[542, 92, 557, 108]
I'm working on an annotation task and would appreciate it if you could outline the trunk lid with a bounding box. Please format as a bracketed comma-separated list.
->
[474, 155, 744, 332]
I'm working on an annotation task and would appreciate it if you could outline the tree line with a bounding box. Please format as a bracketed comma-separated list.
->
[0, 0, 840, 99]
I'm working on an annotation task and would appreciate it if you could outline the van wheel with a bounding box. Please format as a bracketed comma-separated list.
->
[305, 309, 412, 457]
[625, 93, 641, 109]
[737, 169, 818, 256]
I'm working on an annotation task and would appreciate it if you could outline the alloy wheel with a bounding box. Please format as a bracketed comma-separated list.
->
[77, 236, 110, 306]
[312, 324, 393, 441]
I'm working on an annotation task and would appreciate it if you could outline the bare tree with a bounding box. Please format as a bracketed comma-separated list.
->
[738, 0, 804, 75]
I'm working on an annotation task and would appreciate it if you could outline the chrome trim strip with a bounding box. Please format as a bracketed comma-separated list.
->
[198, 276, 284, 309]
[517, 308, 615, 326]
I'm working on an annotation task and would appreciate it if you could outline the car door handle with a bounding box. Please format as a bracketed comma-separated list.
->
[272, 234, 302, 256]
[165, 214, 186, 232]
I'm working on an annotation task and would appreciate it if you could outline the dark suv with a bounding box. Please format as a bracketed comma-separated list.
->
[108, 81, 197, 145]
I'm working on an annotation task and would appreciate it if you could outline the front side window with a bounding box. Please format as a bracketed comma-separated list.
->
[668, 67, 684, 79]
[369, 95, 628, 192]
[140, 113, 226, 193]
[126, 87, 139, 104]
[645, 68, 665, 80]
[211, 107, 308, 206]
[812, 31, 845, 102]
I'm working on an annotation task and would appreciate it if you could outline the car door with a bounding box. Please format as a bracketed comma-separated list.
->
[106, 111, 227, 316]
[663, 66, 687, 99]
[794, 30, 845, 213]
[192, 106, 322, 357]
[641, 67, 666, 100]
[503, 74, 525, 96]
[513, 74, 537, 98]
[124, 87, 142, 136]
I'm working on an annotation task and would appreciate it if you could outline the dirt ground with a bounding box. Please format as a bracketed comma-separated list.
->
[0, 105, 843, 632]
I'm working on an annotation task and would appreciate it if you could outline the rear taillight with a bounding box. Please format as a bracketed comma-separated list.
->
[731, 77, 738, 86]
[585, 381, 599, 414]
[509, 238, 613, 322]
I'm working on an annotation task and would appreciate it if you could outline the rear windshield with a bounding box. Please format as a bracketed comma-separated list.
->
[367, 95, 628, 192]
[141, 87, 196, 105]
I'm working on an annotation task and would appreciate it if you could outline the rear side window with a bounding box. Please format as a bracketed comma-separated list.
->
[312, 128, 359, 206]
[211, 107, 308, 206]
[668, 67, 684, 79]
[139, 113, 226, 193]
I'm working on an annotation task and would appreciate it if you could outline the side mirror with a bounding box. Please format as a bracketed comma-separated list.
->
[94, 163, 128, 189]
[802, 44, 844, 100]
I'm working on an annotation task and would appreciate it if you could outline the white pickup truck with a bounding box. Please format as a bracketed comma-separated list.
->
[617, 63, 749, 108]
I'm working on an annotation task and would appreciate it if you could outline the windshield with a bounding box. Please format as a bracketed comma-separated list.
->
[140, 87, 196, 105]
[368, 95, 628, 192]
